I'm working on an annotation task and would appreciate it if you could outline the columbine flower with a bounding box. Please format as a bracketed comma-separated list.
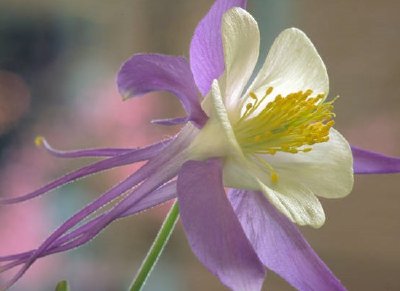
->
[1, 0, 400, 290]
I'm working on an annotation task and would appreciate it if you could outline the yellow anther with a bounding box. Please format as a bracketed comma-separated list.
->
[249, 92, 258, 100]
[304, 89, 313, 96]
[271, 172, 279, 184]
[234, 88, 336, 156]
[34, 136, 44, 147]
[326, 120, 335, 127]
[265, 87, 273, 95]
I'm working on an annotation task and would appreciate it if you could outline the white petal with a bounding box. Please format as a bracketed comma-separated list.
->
[220, 8, 260, 113]
[223, 159, 326, 227]
[186, 80, 352, 228]
[266, 128, 354, 199]
[223, 129, 353, 227]
[223, 156, 262, 190]
[244, 28, 329, 110]
[260, 181, 326, 228]
[187, 81, 262, 190]
[187, 80, 244, 161]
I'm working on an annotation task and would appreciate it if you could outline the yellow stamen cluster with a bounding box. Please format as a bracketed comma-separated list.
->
[234, 88, 336, 184]
[234, 87, 336, 156]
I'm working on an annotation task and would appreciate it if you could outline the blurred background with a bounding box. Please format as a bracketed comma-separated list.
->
[0, 0, 399, 290]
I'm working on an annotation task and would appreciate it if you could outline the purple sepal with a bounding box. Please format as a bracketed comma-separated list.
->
[0, 139, 170, 204]
[229, 190, 346, 291]
[121, 181, 176, 217]
[177, 159, 265, 291]
[117, 53, 207, 127]
[39, 137, 134, 158]
[189, 0, 247, 95]
[0, 125, 198, 290]
[352, 146, 400, 174]
[0, 126, 196, 290]
[0, 181, 177, 271]
[2, 169, 149, 289]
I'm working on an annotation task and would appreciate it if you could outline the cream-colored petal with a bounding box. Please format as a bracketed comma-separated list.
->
[223, 156, 262, 191]
[260, 181, 326, 228]
[223, 128, 353, 227]
[265, 128, 354, 199]
[222, 156, 326, 228]
[187, 81, 264, 192]
[186, 80, 351, 228]
[220, 8, 260, 113]
[187, 80, 244, 161]
[243, 28, 329, 113]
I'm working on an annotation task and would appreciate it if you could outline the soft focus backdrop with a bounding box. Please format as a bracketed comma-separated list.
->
[0, 1, 399, 290]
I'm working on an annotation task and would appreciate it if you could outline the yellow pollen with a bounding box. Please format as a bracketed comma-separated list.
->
[253, 155, 280, 185]
[234, 88, 337, 156]
[271, 172, 279, 184]
[34, 136, 44, 147]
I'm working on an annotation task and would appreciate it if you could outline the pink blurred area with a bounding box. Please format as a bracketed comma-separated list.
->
[0, 77, 174, 288]
[40, 81, 171, 180]
[0, 146, 57, 286]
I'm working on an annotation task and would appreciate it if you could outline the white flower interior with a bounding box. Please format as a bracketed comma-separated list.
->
[186, 8, 353, 228]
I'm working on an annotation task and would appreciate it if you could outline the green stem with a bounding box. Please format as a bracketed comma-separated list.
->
[129, 201, 180, 291]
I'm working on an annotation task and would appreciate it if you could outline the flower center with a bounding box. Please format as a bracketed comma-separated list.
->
[233, 87, 336, 183]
